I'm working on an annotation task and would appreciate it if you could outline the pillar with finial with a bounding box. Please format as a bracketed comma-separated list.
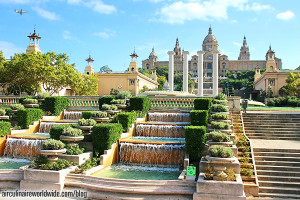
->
[85, 54, 95, 75]
[26, 27, 42, 54]
[129, 48, 139, 73]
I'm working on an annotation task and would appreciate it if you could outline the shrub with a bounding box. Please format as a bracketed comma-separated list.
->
[17, 108, 43, 129]
[111, 99, 126, 104]
[211, 104, 229, 112]
[214, 93, 227, 100]
[10, 104, 24, 110]
[83, 111, 107, 119]
[37, 92, 50, 99]
[203, 165, 215, 180]
[78, 118, 97, 126]
[23, 98, 38, 104]
[207, 131, 230, 142]
[194, 98, 212, 110]
[211, 113, 228, 120]
[210, 121, 230, 130]
[98, 95, 115, 109]
[184, 126, 206, 162]
[240, 168, 253, 177]
[0, 107, 12, 113]
[128, 97, 151, 115]
[212, 99, 227, 106]
[116, 91, 132, 99]
[78, 157, 100, 173]
[0, 121, 11, 137]
[91, 123, 123, 155]
[0, 109, 5, 116]
[116, 112, 137, 132]
[208, 145, 233, 158]
[19, 96, 35, 104]
[40, 159, 74, 171]
[49, 124, 78, 140]
[82, 111, 92, 119]
[190, 110, 208, 126]
[62, 127, 83, 137]
[30, 155, 48, 168]
[42, 139, 65, 150]
[66, 144, 85, 155]
[44, 96, 70, 116]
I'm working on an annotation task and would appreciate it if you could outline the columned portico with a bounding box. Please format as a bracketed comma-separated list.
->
[213, 51, 219, 96]
[197, 51, 204, 96]
[168, 51, 175, 91]
[182, 51, 189, 93]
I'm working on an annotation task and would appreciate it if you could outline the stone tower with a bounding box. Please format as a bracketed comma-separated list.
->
[84, 55, 95, 75]
[174, 38, 182, 61]
[26, 28, 41, 54]
[265, 45, 278, 72]
[129, 49, 139, 73]
[238, 36, 250, 60]
[202, 26, 219, 52]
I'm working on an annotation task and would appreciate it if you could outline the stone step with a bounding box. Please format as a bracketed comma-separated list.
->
[254, 156, 300, 162]
[253, 148, 300, 153]
[257, 175, 300, 182]
[244, 124, 300, 128]
[244, 127, 300, 131]
[256, 170, 300, 177]
[254, 152, 300, 157]
[256, 165, 300, 172]
[247, 136, 300, 140]
[259, 180, 300, 188]
[255, 160, 300, 167]
[246, 133, 300, 137]
[245, 130, 300, 134]
[259, 186, 300, 195]
[259, 192, 300, 199]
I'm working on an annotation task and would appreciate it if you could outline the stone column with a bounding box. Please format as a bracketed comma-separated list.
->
[197, 51, 204, 96]
[182, 51, 189, 93]
[168, 51, 175, 91]
[213, 51, 219, 96]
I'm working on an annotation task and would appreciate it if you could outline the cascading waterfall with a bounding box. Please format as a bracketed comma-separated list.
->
[135, 124, 185, 138]
[4, 138, 44, 158]
[39, 122, 77, 133]
[63, 111, 82, 120]
[148, 112, 190, 122]
[119, 143, 185, 168]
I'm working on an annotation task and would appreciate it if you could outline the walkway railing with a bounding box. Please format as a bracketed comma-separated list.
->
[66, 96, 99, 107]
[149, 97, 196, 110]
[0, 96, 19, 105]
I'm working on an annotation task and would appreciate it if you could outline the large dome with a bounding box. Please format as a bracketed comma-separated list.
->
[203, 27, 217, 44]
[202, 27, 218, 52]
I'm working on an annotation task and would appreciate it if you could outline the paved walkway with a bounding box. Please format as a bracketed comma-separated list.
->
[250, 139, 300, 149]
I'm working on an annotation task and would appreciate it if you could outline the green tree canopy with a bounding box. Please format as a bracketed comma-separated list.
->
[283, 72, 300, 97]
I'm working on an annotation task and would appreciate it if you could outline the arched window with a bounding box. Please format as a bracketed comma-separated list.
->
[207, 63, 212, 70]
[193, 63, 197, 72]
[270, 66, 273, 72]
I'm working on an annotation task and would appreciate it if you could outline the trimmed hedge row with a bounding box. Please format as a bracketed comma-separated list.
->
[0, 121, 11, 137]
[116, 112, 137, 132]
[194, 98, 212, 110]
[128, 97, 151, 115]
[99, 95, 115, 109]
[49, 124, 78, 140]
[190, 110, 208, 126]
[44, 97, 70, 116]
[17, 108, 43, 129]
[19, 96, 36, 104]
[268, 96, 300, 107]
[91, 123, 123, 155]
[184, 126, 206, 162]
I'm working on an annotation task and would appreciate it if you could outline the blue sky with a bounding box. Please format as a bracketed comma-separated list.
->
[0, 0, 299, 73]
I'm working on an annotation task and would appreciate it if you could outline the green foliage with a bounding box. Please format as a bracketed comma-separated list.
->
[111, 99, 126, 104]
[19, 96, 35, 104]
[116, 91, 132, 99]
[116, 112, 137, 132]
[212, 99, 227, 106]
[210, 121, 230, 130]
[37, 92, 50, 99]
[44, 96, 70, 116]
[78, 157, 100, 173]
[240, 168, 253, 177]
[0, 109, 5, 116]
[268, 96, 300, 107]
[282, 72, 300, 97]
[211, 104, 229, 112]
[42, 139, 65, 150]
[78, 118, 97, 126]
[66, 144, 85, 155]
[49, 124, 77, 140]
[194, 98, 212, 110]
[128, 97, 151, 115]
[184, 126, 206, 162]
[98, 95, 115, 109]
[23, 98, 38, 104]
[82, 111, 92, 119]
[207, 131, 230, 142]
[208, 145, 233, 158]
[190, 110, 208, 126]
[40, 159, 74, 171]
[214, 93, 227, 100]
[0, 107, 12, 113]
[30, 155, 48, 168]
[17, 108, 43, 129]
[101, 104, 117, 111]
[62, 127, 83, 137]
[0, 121, 11, 137]
[91, 111, 108, 118]
[211, 113, 229, 120]
[91, 123, 123, 155]
[204, 165, 215, 180]
[10, 104, 24, 110]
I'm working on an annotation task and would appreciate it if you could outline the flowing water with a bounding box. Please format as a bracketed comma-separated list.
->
[39, 122, 77, 133]
[0, 157, 30, 169]
[63, 111, 82, 120]
[125, 136, 185, 143]
[135, 124, 185, 138]
[4, 138, 44, 158]
[148, 112, 190, 122]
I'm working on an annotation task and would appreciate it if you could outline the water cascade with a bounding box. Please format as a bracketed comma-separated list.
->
[39, 122, 77, 133]
[148, 112, 190, 122]
[63, 111, 82, 120]
[4, 137, 44, 158]
[135, 124, 185, 138]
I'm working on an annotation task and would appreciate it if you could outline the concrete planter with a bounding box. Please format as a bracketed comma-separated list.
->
[200, 156, 240, 174]
[77, 126, 93, 131]
[206, 141, 233, 147]
[60, 135, 84, 143]
[106, 110, 119, 115]
[39, 149, 66, 162]
[92, 117, 110, 123]
[205, 155, 235, 164]
[207, 129, 232, 134]
[0, 116, 9, 120]
[24, 104, 39, 108]
[58, 152, 93, 165]
[115, 104, 127, 109]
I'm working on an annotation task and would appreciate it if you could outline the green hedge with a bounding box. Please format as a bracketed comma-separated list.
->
[49, 124, 78, 140]
[98, 95, 115, 109]
[190, 110, 208, 126]
[91, 123, 123, 155]
[0, 121, 11, 137]
[44, 97, 70, 116]
[19, 96, 36, 104]
[82, 111, 92, 119]
[194, 98, 212, 110]
[116, 112, 137, 132]
[185, 126, 206, 162]
[17, 108, 43, 129]
[128, 97, 151, 115]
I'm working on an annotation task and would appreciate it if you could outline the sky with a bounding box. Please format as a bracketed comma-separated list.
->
[0, 0, 299, 73]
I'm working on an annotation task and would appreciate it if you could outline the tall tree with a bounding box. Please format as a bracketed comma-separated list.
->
[283, 72, 300, 97]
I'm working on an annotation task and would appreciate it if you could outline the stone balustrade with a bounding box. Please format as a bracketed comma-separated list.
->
[0, 96, 19, 105]
[66, 96, 99, 107]
[149, 97, 196, 110]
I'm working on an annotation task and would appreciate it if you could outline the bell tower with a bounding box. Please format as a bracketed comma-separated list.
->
[84, 55, 95, 75]
[129, 48, 139, 73]
[238, 36, 250, 60]
[265, 45, 278, 72]
[26, 28, 41, 54]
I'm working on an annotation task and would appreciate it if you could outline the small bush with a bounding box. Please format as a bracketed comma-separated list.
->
[208, 145, 233, 158]
[40, 159, 74, 171]
[49, 124, 78, 140]
[203, 165, 215, 180]
[111, 99, 126, 104]
[99, 95, 115, 109]
[240, 168, 253, 177]
[190, 110, 208, 126]
[30, 155, 48, 168]
[0, 107, 12, 113]
[193, 98, 212, 110]
[17, 108, 43, 129]
[101, 104, 118, 111]
[37, 92, 50, 99]
[211, 113, 228, 120]
[44, 96, 70, 116]
[78, 118, 97, 126]
[0, 121, 11, 137]
[62, 127, 83, 137]
[91, 123, 123, 155]
[184, 126, 206, 162]
[213, 99, 227, 106]
[214, 93, 227, 100]
[10, 104, 24, 110]
[23, 98, 38, 104]
[116, 91, 132, 99]
[210, 121, 230, 130]
[0, 109, 5, 116]
[128, 97, 151, 115]
[19, 96, 35, 104]
[207, 131, 230, 142]
[211, 104, 229, 112]
[66, 144, 85, 155]
[42, 139, 65, 150]
[86, 111, 108, 118]
[78, 157, 100, 173]
[82, 111, 92, 119]
[116, 112, 137, 132]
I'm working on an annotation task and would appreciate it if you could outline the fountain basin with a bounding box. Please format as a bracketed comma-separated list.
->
[24, 104, 39, 108]
[121, 137, 185, 145]
[135, 124, 186, 138]
[60, 135, 84, 143]
[0, 157, 30, 169]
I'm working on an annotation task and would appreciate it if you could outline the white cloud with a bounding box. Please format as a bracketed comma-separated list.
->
[242, 2, 272, 11]
[0, 41, 24, 58]
[62, 30, 72, 40]
[32, 6, 60, 20]
[233, 42, 241, 47]
[276, 11, 295, 20]
[67, 0, 116, 14]
[93, 29, 116, 39]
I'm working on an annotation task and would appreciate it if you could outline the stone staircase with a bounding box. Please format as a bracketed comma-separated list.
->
[64, 174, 195, 199]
